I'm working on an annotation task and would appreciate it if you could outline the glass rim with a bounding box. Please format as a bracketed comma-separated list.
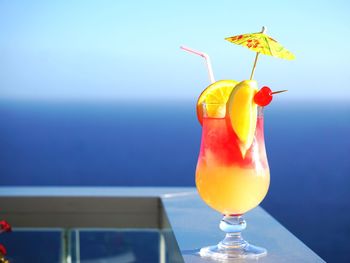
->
[202, 102, 227, 106]
[203, 102, 264, 108]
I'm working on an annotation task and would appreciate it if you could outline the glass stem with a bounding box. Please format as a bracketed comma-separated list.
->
[219, 215, 248, 249]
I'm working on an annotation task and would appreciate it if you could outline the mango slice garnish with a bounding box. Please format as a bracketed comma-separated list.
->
[227, 80, 258, 156]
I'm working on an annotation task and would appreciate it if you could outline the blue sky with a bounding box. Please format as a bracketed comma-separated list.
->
[0, 0, 349, 101]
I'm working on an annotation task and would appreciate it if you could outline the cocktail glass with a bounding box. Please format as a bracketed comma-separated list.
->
[196, 102, 270, 260]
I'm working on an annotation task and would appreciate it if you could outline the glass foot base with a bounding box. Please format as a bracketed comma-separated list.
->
[199, 243, 267, 260]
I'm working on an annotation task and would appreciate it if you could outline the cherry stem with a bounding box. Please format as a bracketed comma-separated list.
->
[271, 90, 288, 95]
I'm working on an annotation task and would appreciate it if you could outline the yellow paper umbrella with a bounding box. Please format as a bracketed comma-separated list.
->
[225, 26, 295, 79]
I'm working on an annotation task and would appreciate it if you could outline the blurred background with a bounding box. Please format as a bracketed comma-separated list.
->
[0, 0, 349, 262]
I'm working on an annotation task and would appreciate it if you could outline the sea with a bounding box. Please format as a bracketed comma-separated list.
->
[0, 99, 349, 262]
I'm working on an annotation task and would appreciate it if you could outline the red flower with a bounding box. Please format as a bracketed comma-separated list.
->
[230, 35, 243, 41]
[246, 39, 260, 49]
[0, 244, 6, 256]
[0, 221, 11, 233]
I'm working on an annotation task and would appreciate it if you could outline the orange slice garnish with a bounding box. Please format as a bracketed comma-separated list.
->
[196, 80, 238, 125]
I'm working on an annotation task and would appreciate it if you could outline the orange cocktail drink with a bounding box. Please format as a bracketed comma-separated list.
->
[196, 107, 270, 215]
[182, 26, 294, 260]
[193, 79, 272, 259]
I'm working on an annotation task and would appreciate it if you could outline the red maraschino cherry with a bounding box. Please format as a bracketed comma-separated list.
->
[254, 86, 273, 106]
[254, 86, 288, 106]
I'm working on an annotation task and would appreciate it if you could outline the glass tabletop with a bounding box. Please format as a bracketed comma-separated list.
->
[1, 228, 174, 263]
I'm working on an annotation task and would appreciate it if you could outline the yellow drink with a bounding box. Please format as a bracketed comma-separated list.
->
[196, 116, 270, 215]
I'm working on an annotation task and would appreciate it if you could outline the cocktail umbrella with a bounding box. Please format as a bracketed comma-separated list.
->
[225, 27, 295, 80]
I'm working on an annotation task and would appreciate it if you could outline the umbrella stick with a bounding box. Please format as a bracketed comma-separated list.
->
[250, 52, 260, 80]
[249, 27, 266, 80]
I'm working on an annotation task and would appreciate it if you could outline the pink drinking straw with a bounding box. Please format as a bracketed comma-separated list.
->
[180, 46, 215, 83]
